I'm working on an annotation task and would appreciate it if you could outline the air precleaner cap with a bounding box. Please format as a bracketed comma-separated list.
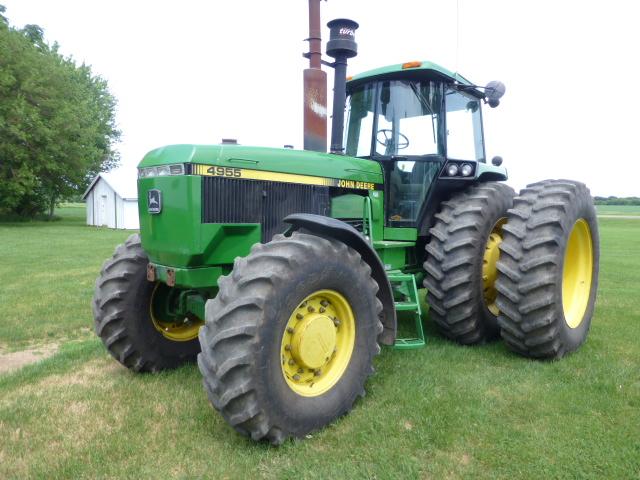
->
[326, 19, 358, 59]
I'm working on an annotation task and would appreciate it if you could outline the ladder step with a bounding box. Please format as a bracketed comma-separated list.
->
[394, 337, 426, 350]
[389, 271, 426, 350]
[388, 273, 414, 282]
[394, 302, 419, 311]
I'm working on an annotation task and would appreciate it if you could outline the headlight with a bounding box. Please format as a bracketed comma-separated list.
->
[138, 164, 185, 178]
[169, 164, 184, 175]
[461, 163, 473, 176]
[138, 167, 155, 178]
[447, 164, 459, 176]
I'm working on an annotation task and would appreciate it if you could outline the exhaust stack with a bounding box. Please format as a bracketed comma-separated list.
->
[326, 19, 358, 154]
[302, 0, 327, 152]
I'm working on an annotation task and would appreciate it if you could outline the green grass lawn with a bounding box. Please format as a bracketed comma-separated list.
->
[596, 204, 640, 216]
[1, 208, 639, 479]
[0, 205, 131, 350]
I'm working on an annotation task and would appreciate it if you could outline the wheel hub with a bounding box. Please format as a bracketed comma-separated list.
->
[150, 284, 204, 342]
[281, 290, 355, 397]
[291, 314, 337, 369]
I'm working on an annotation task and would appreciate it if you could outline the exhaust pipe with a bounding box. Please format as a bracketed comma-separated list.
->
[302, 0, 327, 152]
[326, 19, 359, 154]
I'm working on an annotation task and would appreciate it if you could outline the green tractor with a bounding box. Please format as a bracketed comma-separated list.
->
[93, 11, 599, 445]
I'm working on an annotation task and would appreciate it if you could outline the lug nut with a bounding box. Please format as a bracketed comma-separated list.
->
[287, 327, 294, 334]
[293, 374, 301, 381]
[320, 300, 329, 307]
[298, 368, 304, 374]
[296, 313, 303, 320]
[314, 369, 322, 376]
[288, 359, 295, 366]
[319, 307, 326, 313]
[333, 318, 341, 327]
[307, 306, 315, 313]
[285, 344, 292, 351]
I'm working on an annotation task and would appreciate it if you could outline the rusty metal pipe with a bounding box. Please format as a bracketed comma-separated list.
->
[307, 0, 322, 69]
[303, 0, 327, 152]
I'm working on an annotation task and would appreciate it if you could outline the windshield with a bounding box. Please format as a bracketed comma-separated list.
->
[345, 80, 444, 158]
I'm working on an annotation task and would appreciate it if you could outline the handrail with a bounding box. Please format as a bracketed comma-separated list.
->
[362, 196, 374, 244]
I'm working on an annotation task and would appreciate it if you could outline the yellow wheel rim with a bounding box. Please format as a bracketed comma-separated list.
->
[150, 284, 203, 342]
[281, 290, 356, 397]
[562, 219, 594, 328]
[483, 218, 507, 316]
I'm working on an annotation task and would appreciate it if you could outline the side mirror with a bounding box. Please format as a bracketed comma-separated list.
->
[485, 81, 506, 108]
[492, 156, 503, 166]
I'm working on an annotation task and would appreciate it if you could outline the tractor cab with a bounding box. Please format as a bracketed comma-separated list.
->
[344, 62, 492, 228]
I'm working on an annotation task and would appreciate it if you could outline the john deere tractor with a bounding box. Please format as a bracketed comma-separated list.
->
[93, 10, 599, 445]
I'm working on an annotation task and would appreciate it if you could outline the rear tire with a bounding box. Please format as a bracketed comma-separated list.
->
[197, 232, 382, 444]
[423, 182, 515, 344]
[496, 180, 599, 359]
[93, 234, 201, 372]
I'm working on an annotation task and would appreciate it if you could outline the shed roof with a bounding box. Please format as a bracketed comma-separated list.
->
[82, 169, 138, 200]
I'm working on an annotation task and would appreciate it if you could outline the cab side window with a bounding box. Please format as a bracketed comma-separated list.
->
[445, 89, 485, 161]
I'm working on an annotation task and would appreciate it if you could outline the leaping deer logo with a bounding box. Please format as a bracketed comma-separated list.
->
[148, 190, 162, 213]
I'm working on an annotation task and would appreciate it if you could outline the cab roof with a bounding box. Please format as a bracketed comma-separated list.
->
[347, 60, 483, 97]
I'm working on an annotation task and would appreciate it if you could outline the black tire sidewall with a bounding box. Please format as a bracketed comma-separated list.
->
[256, 256, 379, 436]
[96, 235, 201, 370]
[477, 188, 513, 335]
[123, 267, 200, 364]
[553, 191, 600, 350]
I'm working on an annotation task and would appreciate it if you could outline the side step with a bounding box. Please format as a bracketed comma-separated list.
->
[388, 272, 425, 350]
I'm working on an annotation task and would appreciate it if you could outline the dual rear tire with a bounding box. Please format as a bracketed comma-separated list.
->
[496, 180, 599, 358]
[424, 180, 599, 359]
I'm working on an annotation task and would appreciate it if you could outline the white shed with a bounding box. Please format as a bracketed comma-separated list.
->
[82, 171, 139, 229]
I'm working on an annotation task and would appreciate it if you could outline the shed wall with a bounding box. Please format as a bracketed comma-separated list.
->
[85, 177, 139, 229]
[123, 200, 140, 229]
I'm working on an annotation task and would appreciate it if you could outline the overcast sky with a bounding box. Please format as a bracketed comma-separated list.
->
[3, 0, 639, 196]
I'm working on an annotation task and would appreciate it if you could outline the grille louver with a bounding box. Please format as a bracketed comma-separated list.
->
[202, 177, 330, 242]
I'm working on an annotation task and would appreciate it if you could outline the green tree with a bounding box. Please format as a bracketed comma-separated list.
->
[0, 5, 120, 218]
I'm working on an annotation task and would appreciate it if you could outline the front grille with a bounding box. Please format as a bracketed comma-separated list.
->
[202, 177, 330, 242]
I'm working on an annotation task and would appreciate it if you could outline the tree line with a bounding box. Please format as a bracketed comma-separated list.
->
[0, 5, 120, 218]
[593, 197, 640, 206]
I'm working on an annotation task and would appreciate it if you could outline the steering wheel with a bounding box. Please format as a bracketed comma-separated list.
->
[376, 129, 409, 150]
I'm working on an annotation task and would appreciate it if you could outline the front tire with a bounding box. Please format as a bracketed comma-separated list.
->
[93, 234, 201, 372]
[197, 232, 382, 444]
